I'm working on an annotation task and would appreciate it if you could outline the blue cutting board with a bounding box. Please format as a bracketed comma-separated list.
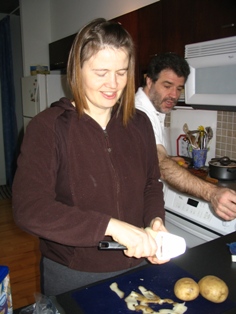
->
[71, 262, 236, 314]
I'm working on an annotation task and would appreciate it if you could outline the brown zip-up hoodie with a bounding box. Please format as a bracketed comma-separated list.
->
[12, 98, 164, 272]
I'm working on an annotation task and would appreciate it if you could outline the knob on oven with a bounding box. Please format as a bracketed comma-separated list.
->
[222, 221, 230, 227]
[222, 221, 236, 232]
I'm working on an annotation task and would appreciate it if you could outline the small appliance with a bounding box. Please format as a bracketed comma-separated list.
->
[184, 36, 236, 110]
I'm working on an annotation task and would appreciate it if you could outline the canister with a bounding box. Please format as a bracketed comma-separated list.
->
[0, 266, 13, 314]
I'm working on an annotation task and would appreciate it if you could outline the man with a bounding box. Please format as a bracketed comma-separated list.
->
[135, 52, 236, 221]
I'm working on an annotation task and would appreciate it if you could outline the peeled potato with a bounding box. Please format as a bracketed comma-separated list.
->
[198, 275, 229, 303]
[174, 277, 199, 301]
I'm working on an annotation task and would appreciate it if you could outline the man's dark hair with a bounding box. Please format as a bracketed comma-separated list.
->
[145, 52, 190, 84]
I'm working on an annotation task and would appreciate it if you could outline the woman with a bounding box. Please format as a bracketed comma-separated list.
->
[12, 18, 167, 296]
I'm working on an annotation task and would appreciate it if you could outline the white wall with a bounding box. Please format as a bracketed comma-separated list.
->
[20, 0, 159, 76]
[20, 0, 51, 76]
[50, 0, 159, 40]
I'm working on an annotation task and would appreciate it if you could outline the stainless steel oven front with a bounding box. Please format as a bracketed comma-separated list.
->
[163, 184, 236, 248]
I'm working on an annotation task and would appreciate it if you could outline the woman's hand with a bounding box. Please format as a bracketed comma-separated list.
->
[105, 218, 157, 258]
[105, 217, 169, 264]
[146, 217, 170, 265]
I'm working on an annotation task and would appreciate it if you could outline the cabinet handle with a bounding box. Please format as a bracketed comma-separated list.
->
[221, 23, 235, 29]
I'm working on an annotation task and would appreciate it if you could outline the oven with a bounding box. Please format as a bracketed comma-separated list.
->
[163, 183, 236, 248]
[166, 108, 236, 247]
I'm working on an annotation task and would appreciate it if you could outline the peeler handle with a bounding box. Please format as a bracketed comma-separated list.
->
[98, 241, 127, 250]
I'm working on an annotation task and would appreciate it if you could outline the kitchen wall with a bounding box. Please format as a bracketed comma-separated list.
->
[216, 111, 236, 160]
[165, 110, 236, 161]
[20, 0, 51, 77]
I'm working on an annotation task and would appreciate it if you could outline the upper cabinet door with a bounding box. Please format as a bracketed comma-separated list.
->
[161, 0, 194, 57]
[137, 2, 162, 70]
[193, 0, 236, 42]
[111, 11, 139, 88]
[111, 2, 162, 89]
[111, 10, 139, 46]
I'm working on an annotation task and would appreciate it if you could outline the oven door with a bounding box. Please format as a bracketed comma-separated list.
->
[165, 210, 221, 248]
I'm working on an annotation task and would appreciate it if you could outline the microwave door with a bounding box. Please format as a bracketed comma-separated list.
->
[185, 53, 236, 107]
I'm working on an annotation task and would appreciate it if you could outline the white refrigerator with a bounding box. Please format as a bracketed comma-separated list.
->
[21, 74, 72, 131]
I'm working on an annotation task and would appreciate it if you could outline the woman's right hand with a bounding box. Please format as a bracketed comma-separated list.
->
[105, 218, 158, 259]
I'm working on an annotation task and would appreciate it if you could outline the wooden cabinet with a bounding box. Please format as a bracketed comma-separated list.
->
[193, 0, 236, 42]
[111, 10, 139, 47]
[137, 2, 162, 84]
[161, 0, 194, 57]
[111, 10, 139, 88]
[111, 2, 161, 88]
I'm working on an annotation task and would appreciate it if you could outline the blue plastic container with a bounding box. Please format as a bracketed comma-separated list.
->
[0, 266, 13, 314]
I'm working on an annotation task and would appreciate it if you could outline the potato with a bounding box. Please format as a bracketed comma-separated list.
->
[174, 277, 199, 301]
[198, 275, 229, 303]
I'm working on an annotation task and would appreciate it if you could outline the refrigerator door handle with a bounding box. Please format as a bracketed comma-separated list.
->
[35, 81, 40, 113]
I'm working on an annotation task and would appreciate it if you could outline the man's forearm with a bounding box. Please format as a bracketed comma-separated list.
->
[159, 156, 217, 202]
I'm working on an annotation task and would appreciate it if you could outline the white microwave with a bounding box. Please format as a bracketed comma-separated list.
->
[184, 36, 236, 111]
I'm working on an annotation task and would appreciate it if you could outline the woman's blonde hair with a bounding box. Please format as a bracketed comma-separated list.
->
[67, 18, 135, 125]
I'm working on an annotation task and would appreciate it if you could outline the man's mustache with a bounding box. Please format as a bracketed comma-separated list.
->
[162, 97, 177, 105]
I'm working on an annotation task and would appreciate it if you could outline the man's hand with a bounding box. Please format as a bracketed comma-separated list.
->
[210, 187, 236, 221]
[157, 144, 236, 221]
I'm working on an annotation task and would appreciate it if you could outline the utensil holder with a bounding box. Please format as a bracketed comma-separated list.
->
[192, 149, 207, 168]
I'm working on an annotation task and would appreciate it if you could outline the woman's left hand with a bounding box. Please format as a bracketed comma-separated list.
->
[146, 217, 170, 265]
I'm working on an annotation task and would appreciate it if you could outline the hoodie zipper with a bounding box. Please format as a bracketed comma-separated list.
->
[103, 129, 121, 218]
[103, 129, 112, 153]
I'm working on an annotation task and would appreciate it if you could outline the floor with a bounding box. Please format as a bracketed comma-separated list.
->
[0, 184, 12, 200]
[0, 199, 41, 310]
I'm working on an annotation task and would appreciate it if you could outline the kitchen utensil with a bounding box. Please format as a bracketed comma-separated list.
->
[99, 232, 186, 260]
[183, 123, 198, 148]
[197, 130, 207, 149]
[193, 132, 200, 147]
[183, 123, 189, 134]
[218, 156, 231, 166]
[205, 126, 213, 148]
[208, 156, 236, 180]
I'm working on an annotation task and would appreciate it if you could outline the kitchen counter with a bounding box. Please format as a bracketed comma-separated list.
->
[188, 167, 236, 191]
[13, 232, 236, 314]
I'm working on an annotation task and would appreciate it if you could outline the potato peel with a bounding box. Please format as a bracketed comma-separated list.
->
[109, 282, 125, 299]
[110, 282, 187, 313]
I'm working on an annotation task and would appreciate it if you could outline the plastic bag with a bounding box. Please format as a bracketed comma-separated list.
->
[20, 293, 60, 314]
